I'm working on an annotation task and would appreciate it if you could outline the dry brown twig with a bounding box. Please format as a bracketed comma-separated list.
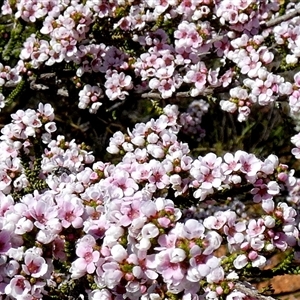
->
[262, 6, 300, 28]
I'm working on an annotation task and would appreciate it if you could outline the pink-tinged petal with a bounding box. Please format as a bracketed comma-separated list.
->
[86, 261, 96, 274]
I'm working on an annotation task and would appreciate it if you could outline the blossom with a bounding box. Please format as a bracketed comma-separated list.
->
[58, 197, 84, 228]
[233, 254, 248, 269]
[71, 235, 100, 278]
[1, 1, 300, 297]
[100, 262, 124, 289]
[89, 289, 113, 300]
[247, 219, 265, 237]
[28, 198, 59, 230]
[180, 219, 205, 239]
[155, 249, 186, 285]
[5, 275, 31, 298]
[237, 151, 262, 179]
[78, 84, 103, 112]
[105, 70, 133, 100]
[22, 251, 48, 278]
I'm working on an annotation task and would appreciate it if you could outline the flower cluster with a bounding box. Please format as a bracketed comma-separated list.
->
[2, 0, 300, 299]
[78, 84, 104, 113]
[0, 103, 299, 299]
[0, 0, 299, 122]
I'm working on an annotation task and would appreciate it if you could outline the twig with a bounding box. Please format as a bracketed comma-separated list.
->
[29, 77, 49, 90]
[39, 73, 56, 79]
[235, 282, 277, 300]
[57, 87, 69, 97]
[261, 7, 300, 28]
[140, 91, 191, 99]
[106, 101, 125, 112]
[210, 6, 300, 45]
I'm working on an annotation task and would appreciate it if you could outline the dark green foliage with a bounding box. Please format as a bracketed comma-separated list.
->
[1, 21, 24, 62]
[5, 79, 25, 106]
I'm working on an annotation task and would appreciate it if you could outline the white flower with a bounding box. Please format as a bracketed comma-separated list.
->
[169, 248, 186, 263]
[111, 244, 127, 262]
[233, 254, 248, 269]
[141, 223, 159, 239]
[251, 255, 266, 268]
[220, 100, 237, 113]
[264, 216, 275, 228]
[286, 54, 298, 64]
[226, 271, 239, 280]
[267, 181, 280, 195]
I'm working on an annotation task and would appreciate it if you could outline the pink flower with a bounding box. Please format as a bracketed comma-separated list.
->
[237, 151, 262, 179]
[156, 233, 177, 251]
[155, 249, 186, 285]
[141, 223, 159, 239]
[131, 253, 158, 281]
[149, 76, 180, 99]
[247, 219, 265, 237]
[221, 152, 242, 175]
[90, 289, 113, 300]
[251, 179, 276, 203]
[101, 262, 124, 289]
[78, 84, 103, 111]
[190, 153, 225, 199]
[222, 212, 246, 246]
[203, 215, 227, 230]
[22, 252, 48, 278]
[0, 171, 12, 193]
[180, 219, 205, 239]
[58, 198, 84, 228]
[183, 62, 207, 96]
[188, 248, 221, 282]
[148, 160, 170, 189]
[0, 192, 14, 216]
[71, 235, 100, 278]
[105, 70, 133, 100]
[239, 51, 262, 78]
[111, 169, 139, 197]
[28, 198, 59, 230]
[272, 232, 288, 251]
[117, 199, 143, 226]
[251, 255, 266, 268]
[203, 231, 222, 255]
[5, 275, 31, 298]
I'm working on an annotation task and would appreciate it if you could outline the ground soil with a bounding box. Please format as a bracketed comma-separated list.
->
[253, 252, 300, 300]
[256, 274, 300, 299]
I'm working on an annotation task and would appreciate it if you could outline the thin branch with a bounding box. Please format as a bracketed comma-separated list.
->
[106, 101, 125, 112]
[234, 282, 277, 300]
[29, 76, 49, 90]
[140, 91, 192, 99]
[261, 7, 300, 28]
[141, 92, 162, 99]
[39, 73, 56, 80]
[210, 7, 300, 45]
